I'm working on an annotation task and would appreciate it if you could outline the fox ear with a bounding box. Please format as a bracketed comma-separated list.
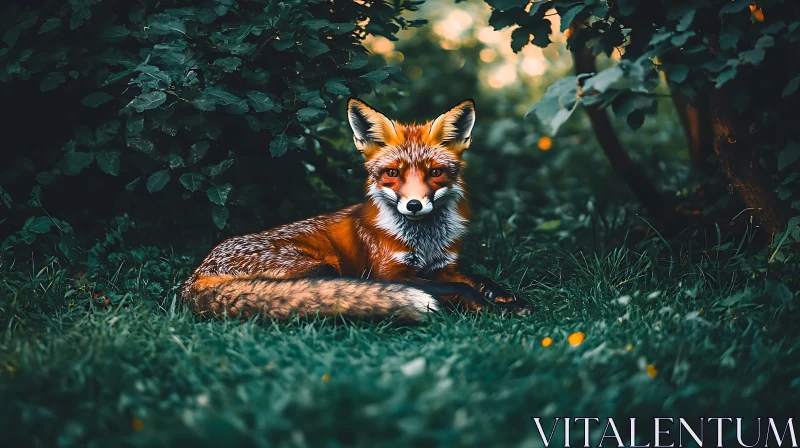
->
[347, 98, 399, 158]
[428, 99, 475, 154]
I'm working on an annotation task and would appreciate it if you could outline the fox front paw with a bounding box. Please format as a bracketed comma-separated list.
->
[471, 274, 531, 316]
[471, 274, 514, 303]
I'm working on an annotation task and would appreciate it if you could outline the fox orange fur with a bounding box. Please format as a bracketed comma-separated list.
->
[182, 98, 521, 322]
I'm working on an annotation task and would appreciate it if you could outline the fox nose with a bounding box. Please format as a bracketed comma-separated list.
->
[406, 200, 423, 213]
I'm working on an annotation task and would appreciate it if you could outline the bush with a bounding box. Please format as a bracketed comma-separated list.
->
[0, 0, 424, 257]
[483, 0, 800, 239]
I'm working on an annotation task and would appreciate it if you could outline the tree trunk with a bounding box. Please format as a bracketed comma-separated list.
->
[709, 83, 789, 238]
[671, 89, 714, 173]
[572, 47, 685, 234]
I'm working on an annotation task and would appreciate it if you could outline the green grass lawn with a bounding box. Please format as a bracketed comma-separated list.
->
[2, 221, 799, 447]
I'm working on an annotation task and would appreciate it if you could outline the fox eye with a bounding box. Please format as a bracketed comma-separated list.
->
[385, 168, 399, 178]
[429, 168, 443, 177]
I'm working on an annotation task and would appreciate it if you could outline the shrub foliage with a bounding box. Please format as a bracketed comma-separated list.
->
[484, 0, 800, 239]
[0, 0, 423, 254]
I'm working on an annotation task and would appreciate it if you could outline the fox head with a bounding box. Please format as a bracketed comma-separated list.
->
[347, 98, 474, 223]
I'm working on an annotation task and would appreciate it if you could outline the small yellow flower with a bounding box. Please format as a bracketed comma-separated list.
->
[568, 332, 585, 347]
[131, 418, 144, 432]
[626, 344, 634, 352]
[647, 364, 658, 378]
[69, 301, 76, 307]
[321, 373, 331, 383]
[541, 337, 553, 347]
[4, 364, 16, 375]
[749, 4, 764, 22]
[538, 136, 553, 151]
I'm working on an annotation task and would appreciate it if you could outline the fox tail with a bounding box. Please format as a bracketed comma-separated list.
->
[182, 276, 441, 322]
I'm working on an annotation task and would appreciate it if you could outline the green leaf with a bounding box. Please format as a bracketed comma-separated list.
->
[484, 0, 527, 10]
[761, 21, 786, 35]
[584, 67, 623, 93]
[40, 72, 65, 92]
[127, 137, 154, 154]
[273, 39, 295, 51]
[244, 115, 261, 132]
[103, 69, 134, 86]
[146, 170, 170, 193]
[303, 19, 333, 31]
[179, 172, 205, 192]
[489, 9, 518, 31]
[82, 92, 115, 107]
[28, 216, 56, 234]
[670, 31, 695, 47]
[3, 28, 20, 48]
[782, 172, 800, 186]
[206, 157, 234, 177]
[776, 186, 793, 200]
[612, 93, 658, 131]
[27, 186, 42, 208]
[197, 7, 217, 24]
[96, 151, 120, 176]
[189, 141, 210, 163]
[756, 35, 774, 49]
[616, 0, 639, 16]
[39, 18, 61, 34]
[324, 78, 350, 95]
[206, 184, 232, 205]
[719, 28, 740, 51]
[213, 57, 242, 72]
[342, 51, 369, 70]
[715, 68, 738, 88]
[331, 23, 356, 35]
[211, 205, 229, 229]
[130, 91, 167, 112]
[100, 25, 130, 42]
[167, 153, 184, 168]
[778, 142, 800, 171]
[296, 108, 328, 124]
[245, 91, 275, 113]
[740, 48, 765, 66]
[300, 39, 330, 58]
[719, 0, 751, 16]
[667, 64, 689, 84]
[192, 87, 248, 114]
[782, 75, 800, 98]
[127, 116, 145, 134]
[36, 171, 58, 185]
[70, 1, 92, 29]
[125, 177, 141, 192]
[529, 1, 552, 17]
[270, 134, 289, 157]
[60, 152, 94, 176]
[560, 5, 586, 33]
[299, 90, 325, 108]
[148, 18, 186, 35]
[526, 77, 577, 135]
[511, 28, 531, 52]
[676, 9, 695, 32]
[360, 70, 390, 84]
[0, 186, 11, 209]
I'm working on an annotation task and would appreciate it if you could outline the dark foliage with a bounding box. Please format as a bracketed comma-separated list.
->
[0, 0, 424, 259]
[485, 0, 800, 240]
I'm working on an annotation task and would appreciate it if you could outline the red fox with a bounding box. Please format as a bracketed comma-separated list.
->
[181, 98, 524, 322]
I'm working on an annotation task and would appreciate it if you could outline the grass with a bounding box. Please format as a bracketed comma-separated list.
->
[1, 212, 799, 447]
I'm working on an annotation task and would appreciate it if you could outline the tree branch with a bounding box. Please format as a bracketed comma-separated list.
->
[572, 46, 685, 235]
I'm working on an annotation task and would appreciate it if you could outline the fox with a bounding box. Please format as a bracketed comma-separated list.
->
[181, 98, 525, 322]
